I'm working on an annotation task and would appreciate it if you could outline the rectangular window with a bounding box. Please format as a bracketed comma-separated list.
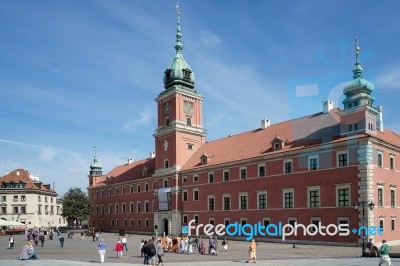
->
[145, 183, 149, 191]
[391, 189, 396, 207]
[263, 219, 270, 227]
[115, 187, 118, 195]
[122, 203, 126, 213]
[284, 190, 294, 208]
[21, 206, 26, 214]
[309, 156, 319, 170]
[337, 186, 350, 207]
[378, 152, 383, 167]
[258, 164, 266, 177]
[391, 218, 396, 231]
[137, 202, 141, 213]
[130, 185, 134, 193]
[13, 195, 18, 202]
[13, 206, 19, 214]
[137, 185, 141, 193]
[338, 152, 348, 167]
[1, 196, 6, 202]
[115, 204, 119, 214]
[164, 160, 169, 168]
[223, 170, 229, 182]
[208, 196, 215, 211]
[308, 187, 320, 208]
[378, 188, 384, 207]
[145, 219, 149, 226]
[193, 189, 199, 201]
[240, 194, 248, 210]
[284, 160, 292, 174]
[224, 219, 230, 227]
[108, 204, 112, 214]
[208, 173, 214, 183]
[183, 215, 188, 224]
[380, 219, 384, 231]
[1, 206, 6, 214]
[130, 202, 134, 213]
[145, 201, 149, 212]
[223, 195, 230, 211]
[240, 167, 247, 179]
[194, 215, 199, 224]
[390, 155, 395, 170]
[193, 175, 198, 182]
[258, 192, 267, 209]
[183, 191, 188, 202]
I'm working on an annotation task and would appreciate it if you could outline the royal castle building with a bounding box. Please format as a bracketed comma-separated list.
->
[87, 12, 400, 246]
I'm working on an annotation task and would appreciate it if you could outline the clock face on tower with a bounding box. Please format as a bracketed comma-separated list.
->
[163, 101, 171, 115]
[184, 101, 194, 115]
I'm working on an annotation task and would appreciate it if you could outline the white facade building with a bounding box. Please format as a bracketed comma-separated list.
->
[0, 169, 66, 229]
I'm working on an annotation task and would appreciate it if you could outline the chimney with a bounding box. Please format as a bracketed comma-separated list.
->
[261, 119, 271, 129]
[377, 105, 384, 132]
[323, 100, 333, 113]
[127, 158, 134, 164]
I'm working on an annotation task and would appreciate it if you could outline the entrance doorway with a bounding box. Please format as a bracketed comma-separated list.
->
[163, 218, 169, 236]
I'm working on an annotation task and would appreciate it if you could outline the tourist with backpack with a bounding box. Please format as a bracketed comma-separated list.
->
[146, 239, 157, 265]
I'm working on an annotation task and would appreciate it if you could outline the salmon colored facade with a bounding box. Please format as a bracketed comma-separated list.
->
[87, 14, 400, 246]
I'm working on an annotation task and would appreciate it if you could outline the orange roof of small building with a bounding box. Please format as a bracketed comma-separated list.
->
[0, 168, 55, 192]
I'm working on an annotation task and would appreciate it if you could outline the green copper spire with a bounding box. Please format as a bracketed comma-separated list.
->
[163, 4, 196, 89]
[352, 37, 363, 79]
[90, 146, 102, 176]
[342, 38, 375, 110]
[175, 4, 183, 54]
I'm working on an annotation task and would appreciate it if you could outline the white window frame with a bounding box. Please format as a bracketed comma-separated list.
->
[182, 189, 188, 202]
[377, 150, 383, 167]
[390, 154, 395, 170]
[308, 154, 319, 171]
[207, 195, 215, 211]
[336, 184, 351, 207]
[239, 192, 248, 210]
[307, 186, 321, 208]
[240, 167, 247, 179]
[284, 159, 293, 174]
[208, 172, 214, 183]
[193, 188, 199, 201]
[390, 187, 396, 207]
[257, 190, 267, 210]
[222, 194, 231, 211]
[378, 185, 384, 207]
[391, 217, 396, 231]
[223, 169, 230, 182]
[337, 150, 348, 167]
[258, 163, 266, 177]
[283, 188, 294, 208]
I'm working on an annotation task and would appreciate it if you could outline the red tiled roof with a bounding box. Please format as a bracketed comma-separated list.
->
[96, 157, 155, 185]
[0, 169, 55, 192]
[181, 109, 343, 170]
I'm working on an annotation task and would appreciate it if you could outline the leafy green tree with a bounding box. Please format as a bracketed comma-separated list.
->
[61, 187, 91, 228]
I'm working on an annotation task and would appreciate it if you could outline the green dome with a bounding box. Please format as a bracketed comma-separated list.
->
[90, 156, 102, 170]
[163, 8, 195, 89]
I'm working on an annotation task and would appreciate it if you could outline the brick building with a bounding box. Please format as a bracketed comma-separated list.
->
[87, 13, 400, 246]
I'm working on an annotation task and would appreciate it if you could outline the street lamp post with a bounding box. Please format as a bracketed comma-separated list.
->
[353, 200, 375, 257]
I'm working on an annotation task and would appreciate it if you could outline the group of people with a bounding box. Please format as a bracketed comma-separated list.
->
[366, 239, 393, 266]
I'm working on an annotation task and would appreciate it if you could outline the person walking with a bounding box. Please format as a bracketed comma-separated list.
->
[8, 235, 14, 249]
[98, 239, 107, 263]
[59, 234, 65, 248]
[121, 235, 128, 251]
[114, 240, 123, 258]
[222, 237, 229, 251]
[156, 239, 164, 265]
[379, 239, 392, 266]
[247, 239, 257, 263]
[39, 233, 45, 247]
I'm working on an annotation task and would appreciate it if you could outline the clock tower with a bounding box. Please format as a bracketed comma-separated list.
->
[154, 8, 206, 173]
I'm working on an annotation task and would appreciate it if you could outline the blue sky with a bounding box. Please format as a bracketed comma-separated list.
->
[1, 0, 400, 195]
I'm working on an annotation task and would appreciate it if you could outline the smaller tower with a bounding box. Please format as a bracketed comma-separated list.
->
[88, 146, 102, 186]
[340, 38, 382, 135]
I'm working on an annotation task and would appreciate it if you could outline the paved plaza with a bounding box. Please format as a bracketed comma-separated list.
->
[1, 232, 399, 265]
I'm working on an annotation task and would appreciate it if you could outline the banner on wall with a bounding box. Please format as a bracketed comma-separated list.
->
[158, 187, 172, 211]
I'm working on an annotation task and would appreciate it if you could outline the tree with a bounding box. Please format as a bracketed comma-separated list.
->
[61, 187, 91, 228]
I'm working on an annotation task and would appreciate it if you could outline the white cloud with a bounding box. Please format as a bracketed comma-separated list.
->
[39, 146, 56, 162]
[376, 67, 400, 90]
[123, 111, 152, 132]
[201, 30, 221, 46]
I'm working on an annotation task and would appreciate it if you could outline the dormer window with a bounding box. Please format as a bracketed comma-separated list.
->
[271, 135, 285, 151]
[200, 153, 209, 165]
[165, 69, 171, 80]
[183, 69, 191, 79]
[142, 167, 148, 176]
[274, 143, 281, 150]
